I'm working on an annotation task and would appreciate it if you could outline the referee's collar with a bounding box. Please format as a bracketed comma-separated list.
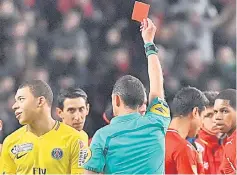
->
[110, 112, 140, 124]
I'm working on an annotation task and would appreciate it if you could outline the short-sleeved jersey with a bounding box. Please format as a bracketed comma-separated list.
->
[219, 130, 236, 174]
[83, 97, 171, 174]
[165, 129, 203, 175]
[1, 121, 90, 174]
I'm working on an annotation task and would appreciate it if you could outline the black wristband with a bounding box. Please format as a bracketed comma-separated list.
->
[144, 43, 158, 57]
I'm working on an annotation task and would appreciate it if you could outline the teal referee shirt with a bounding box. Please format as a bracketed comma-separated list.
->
[83, 97, 171, 174]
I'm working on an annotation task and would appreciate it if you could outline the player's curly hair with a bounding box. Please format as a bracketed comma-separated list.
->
[215, 89, 236, 109]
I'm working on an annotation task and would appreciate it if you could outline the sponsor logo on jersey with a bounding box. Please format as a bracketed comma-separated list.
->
[51, 148, 63, 160]
[226, 139, 233, 145]
[78, 148, 91, 167]
[11, 143, 33, 159]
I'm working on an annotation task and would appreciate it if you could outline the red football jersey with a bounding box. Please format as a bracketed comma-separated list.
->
[165, 129, 202, 174]
[219, 130, 236, 174]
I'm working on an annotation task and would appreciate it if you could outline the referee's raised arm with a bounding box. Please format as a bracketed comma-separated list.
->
[141, 18, 164, 103]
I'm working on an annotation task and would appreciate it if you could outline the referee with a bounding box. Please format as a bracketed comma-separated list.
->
[84, 18, 171, 174]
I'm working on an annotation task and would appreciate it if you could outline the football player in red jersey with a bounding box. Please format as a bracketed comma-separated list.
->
[195, 91, 226, 174]
[165, 87, 209, 174]
[213, 89, 236, 175]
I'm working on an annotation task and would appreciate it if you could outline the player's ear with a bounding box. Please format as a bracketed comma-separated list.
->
[86, 103, 90, 115]
[192, 107, 199, 119]
[56, 107, 63, 119]
[115, 94, 121, 107]
[37, 96, 47, 107]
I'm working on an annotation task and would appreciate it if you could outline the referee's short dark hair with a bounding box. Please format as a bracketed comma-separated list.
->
[112, 75, 145, 110]
[19, 80, 53, 106]
[57, 87, 88, 110]
[215, 89, 236, 110]
[171, 86, 209, 118]
[203, 91, 219, 107]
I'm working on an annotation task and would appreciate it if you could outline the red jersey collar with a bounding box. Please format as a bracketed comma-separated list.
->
[198, 129, 220, 148]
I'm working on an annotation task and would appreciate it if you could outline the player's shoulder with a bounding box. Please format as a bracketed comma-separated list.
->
[58, 122, 80, 135]
[3, 126, 27, 145]
[166, 131, 189, 150]
[58, 122, 88, 141]
[79, 130, 89, 140]
[166, 130, 185, 143]
[79, 130, 88, 136]
[91, 125, 112, 143]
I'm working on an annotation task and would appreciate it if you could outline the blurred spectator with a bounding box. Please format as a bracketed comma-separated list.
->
[216, 46, 236, 88]
[0, 76, 15, 100]
[206, 78, 223, 91]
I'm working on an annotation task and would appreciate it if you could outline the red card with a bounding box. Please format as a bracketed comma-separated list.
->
[132, 1, 150, 22]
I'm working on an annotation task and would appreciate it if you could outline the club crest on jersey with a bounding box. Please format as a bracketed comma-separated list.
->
[51, 148, 63, 160]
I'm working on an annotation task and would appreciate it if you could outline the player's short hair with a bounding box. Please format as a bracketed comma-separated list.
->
[215, 89, 236, 109]
[171, 87, 209, 118]
[203, 91, 219, 107]
[112, 75, 145, 110]
[19, 80, 53, 106]
[57, 87, 88, 110]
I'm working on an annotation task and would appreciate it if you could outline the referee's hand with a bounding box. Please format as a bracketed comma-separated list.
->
[140, 18, 157, 44]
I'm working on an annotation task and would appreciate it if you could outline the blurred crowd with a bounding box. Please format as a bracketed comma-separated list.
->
[0, 0, 236, 141]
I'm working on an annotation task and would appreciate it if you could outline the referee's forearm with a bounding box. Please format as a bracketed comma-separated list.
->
[147, 53, 164, 101]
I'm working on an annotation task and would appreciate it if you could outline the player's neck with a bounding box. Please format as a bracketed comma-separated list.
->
[227, 127, 236, 137]
[169, 117, 190, 139]
[116, 106, 138, 116]
[117, 107, 139, 117]
[28, 117, 56, 137]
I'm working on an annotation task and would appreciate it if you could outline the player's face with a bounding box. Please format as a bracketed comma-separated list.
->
[12, 87, 39, 125]
[57, 97, 89, 131]
[213, 99, 236, 135]
[201, 107, 219, 134]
